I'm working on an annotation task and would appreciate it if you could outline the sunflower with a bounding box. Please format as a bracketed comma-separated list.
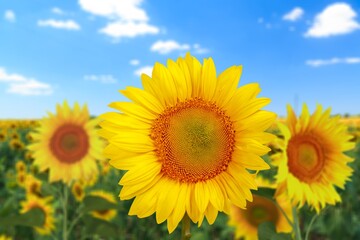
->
[101, 160, 111, 175]
[275, 104, 355, 212]
[9, 139, 24, 151]
[71, 182, 85, 202]
[89, 190, 117, 221]
[28, 101, 104, 184]
[0, 235, 12, 240]
[78, 171, 98, 187]
[229, 194, 292, 240]
[0, 131, 7, 142]
[20, 195, 55, 235]
[11, 132, 19, 140]
[228, 176, 292, 240]
[26, 133, 34, 142]
[15, 161, 26, 173]
[25, 174, 42, 196]
[16, 172, 27, 187]
[25, 151, 34, 162]
[100, 53, 276, 232]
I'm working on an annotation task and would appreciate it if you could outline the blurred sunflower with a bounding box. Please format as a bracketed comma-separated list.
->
[101, 160, 111, 175]
[9, 139, 24, 151]
[15, 161, 26, 173]
[100, 53, 276, 232]
[275, 104, 355, 212]
[71, 182, 85, 201]
[16, 172, 27, 187]
[0, 131, 7, 142]
[25, 174, 42, 196]
[79, 172, 98, 187]
[28, 101, 104, 184]
[228, 177, 292, 240]
[26, 133, 34, 142]
[89, 190, 117, 221]
[0, 235, 12, 240]
[11, 132, 19, 140]
[25, 151, 34, 162]
[20, 195, 55, 235]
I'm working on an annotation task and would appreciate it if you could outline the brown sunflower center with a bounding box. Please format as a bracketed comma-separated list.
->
[30, 182, 40, 195]
[151, 98, 235, 183]
[96, 209, 110, 216]
[245, 195, 279, 227]
[74, 185, 83, 197]
[287, 134, 325, 182]
[50, 124, 89, 164]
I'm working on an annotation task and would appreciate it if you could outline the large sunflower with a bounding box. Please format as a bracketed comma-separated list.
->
[20, 195, 55, 235]
[275, 104, 355, 212]
[100, 53, 276, 232]
[28, 101, 104, 184]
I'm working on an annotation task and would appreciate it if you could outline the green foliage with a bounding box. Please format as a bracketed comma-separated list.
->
[258, 222, 292, 240]
[82, 195, 118, 212]
[0, 208, 45, 227]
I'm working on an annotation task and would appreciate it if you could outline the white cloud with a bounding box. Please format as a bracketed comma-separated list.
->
[134, 66, 153, 76]
[283, 7, 304, 21]
[0, 67, 53, 95]
[37, 19, 81, 30]
[151, 40, 190, 54]
[258, 18, 264, 23]
[306, 57, 360, 67]
[130, 59, 140, 66]
[84, 74, 117, 84]
[305, 3, 360, 38]
[193, 44, 209, 54]
[4, 10, 16, 22]
[99, 21, 158, 38]
[79, 0, 148, 21]
[78, 0, 159, 39]
[52, 7, 65, 15]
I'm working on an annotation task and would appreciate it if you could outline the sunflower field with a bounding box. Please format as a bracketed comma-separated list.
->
[1, 55, 360, 240]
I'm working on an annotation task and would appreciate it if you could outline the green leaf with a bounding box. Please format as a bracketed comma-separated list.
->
[0, 208, 45, 227]
[253, 188, 276, 199]
[82, 195, 118, 212]
[84, 217, 118, 238]
[258, 222, 291, 240]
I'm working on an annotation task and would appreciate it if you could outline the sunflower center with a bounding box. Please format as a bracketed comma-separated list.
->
[30, 182, 41, 195]
[96, 209, 110, 216]
[287, 134, 325, 182]
[75, 185, 83, 196]
[246, 195, 279, 227]
[50, 124, 89, 164]
[151, 98, 235, 183]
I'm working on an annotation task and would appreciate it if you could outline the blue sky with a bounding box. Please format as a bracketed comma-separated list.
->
[1, 0, 360, 118]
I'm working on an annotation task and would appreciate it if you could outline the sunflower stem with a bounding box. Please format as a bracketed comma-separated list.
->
[305, 214, 318, 240]
[68, 211, 84, 236]
[292, 206, 302, 240]
[274, 200, 293, 226]
[181, 214, 191, 240]
[62, 183, 69, 240]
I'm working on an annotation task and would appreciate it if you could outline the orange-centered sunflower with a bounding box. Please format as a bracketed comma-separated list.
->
[28, 101, 104, 184]
[100, 53, 276, 232]
[275, 104, 355, 212]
